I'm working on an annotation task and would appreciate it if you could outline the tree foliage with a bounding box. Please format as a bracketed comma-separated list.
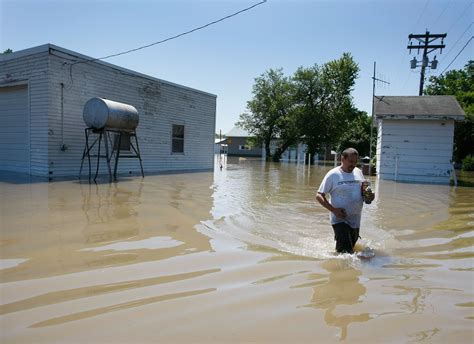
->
[1, 48, 13, 55]
[336, 109, 374, 157]
[294, 53, 360, 157]
[237, 69, 296, 160]
[237, 53, 361, 162]
[425, 60, 474, 162]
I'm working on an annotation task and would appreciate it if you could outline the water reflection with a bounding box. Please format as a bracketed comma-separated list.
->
[0, 173, 214, 283]
[0, 268, 219, 316]
[81, 182, 141, 245]
[212, 157, 336, 258]
[374, 178, 474, 262]
[306, 260, 371, 340]
[1, 157, 472, 342]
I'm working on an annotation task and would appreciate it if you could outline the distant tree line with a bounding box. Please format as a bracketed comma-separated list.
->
[237, 53, 374, 162]
[425, 60, 473, 166]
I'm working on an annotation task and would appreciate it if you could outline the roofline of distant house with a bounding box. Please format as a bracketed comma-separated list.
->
[375, 114, 465, 120]
[0, 44, 217, 98]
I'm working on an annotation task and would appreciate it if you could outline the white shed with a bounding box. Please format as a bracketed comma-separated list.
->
[0, 44, 217, 178]
[374, 95, 465, 184]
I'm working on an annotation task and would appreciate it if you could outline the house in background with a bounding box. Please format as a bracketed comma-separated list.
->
[225, 126, 263, 157]
[0, 44, 217, 177]
[224, 126, 308, 162]
[214, 138, 228, 154]
[374, 95, 465, 184]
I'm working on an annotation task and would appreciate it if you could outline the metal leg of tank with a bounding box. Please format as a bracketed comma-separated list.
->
[132, 133, 144, 178]
[103, 130, 113, 182]
[113, 131, 122, 180]
[79, 128, 88, 180]
[79, 128, 98, 182]
[87, 130, 91, 182]
[94, 131, 105, 182]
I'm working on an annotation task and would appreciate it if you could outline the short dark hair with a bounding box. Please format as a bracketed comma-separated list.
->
[341, 147, 359, 158]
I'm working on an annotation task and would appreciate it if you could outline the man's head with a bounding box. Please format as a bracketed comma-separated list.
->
[340, 148, 359, 173]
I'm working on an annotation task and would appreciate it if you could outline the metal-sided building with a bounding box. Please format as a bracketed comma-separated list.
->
[374, 95, 465, 184]
[0, 44, 217, 177]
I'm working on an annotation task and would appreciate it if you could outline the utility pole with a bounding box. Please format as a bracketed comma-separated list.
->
[369, 62, 390, 176]
[407, 31, 446, 95]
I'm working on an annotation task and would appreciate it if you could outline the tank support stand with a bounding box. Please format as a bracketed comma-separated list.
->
[79, 127, 144, 183]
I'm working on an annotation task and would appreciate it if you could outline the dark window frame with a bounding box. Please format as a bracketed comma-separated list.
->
[171, 124, 185, 154]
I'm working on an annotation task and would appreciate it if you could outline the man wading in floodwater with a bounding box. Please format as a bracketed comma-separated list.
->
[316, 148, 375, 254]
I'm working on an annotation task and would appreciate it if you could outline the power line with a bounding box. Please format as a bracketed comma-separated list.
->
[439, 36, 473, 75]
[446, 1, 472, 33]
[432, 0, 452, 27]
[70, 0, 267, 67]
[441, 22, 473, 59]
[413, 0, 431, 30]
[400, 0, 432, 93]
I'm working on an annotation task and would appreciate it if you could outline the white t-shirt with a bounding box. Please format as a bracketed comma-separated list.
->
[317, 166, 365, 228]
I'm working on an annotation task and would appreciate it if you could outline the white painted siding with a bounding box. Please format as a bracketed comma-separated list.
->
[377, 119, 454, 184]
[0, 85, 29, 172]
[0, 51, 50, 176]
[376, 120, 382, 173]
[2, 45, 216, 177]
[46, 51, 216, 177]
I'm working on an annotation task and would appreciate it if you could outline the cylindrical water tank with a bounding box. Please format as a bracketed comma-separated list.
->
[83, 98, 139, 130]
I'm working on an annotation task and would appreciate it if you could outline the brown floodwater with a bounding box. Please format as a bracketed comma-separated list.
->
[1, 156, 473, 343]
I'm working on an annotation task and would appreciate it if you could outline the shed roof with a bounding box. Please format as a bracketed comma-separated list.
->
[374, 95, 465, 120]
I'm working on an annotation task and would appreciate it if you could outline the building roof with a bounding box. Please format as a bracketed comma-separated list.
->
[0, 44, 217, 98]
[226, 126, 252, 137]
[374, 95, 465, 120]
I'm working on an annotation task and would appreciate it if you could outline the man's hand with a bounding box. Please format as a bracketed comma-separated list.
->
[333, 208, 347, 219]
[316, 192, 347, 219]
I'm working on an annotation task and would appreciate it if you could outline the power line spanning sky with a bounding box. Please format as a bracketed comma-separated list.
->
[1, 0, 472, 133]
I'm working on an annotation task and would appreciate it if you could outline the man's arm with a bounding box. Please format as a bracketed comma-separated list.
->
[316, 192, 347, 219]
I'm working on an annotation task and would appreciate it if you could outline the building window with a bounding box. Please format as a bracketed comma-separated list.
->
[239, 144, 251, 150]
[172, 124, 184, 153]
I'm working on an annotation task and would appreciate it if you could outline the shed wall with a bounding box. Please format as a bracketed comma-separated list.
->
[376, 119, 454, 183]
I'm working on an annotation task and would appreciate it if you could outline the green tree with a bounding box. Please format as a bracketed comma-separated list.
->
[1, 48, 13, 54]
[237, 68, 295, 160]
[294, 53, 360, 159]
[425, 60, 473, 162]
[336, 110, 374, 157]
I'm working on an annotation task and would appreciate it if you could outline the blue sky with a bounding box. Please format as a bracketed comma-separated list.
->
[1, 0, 472, 133]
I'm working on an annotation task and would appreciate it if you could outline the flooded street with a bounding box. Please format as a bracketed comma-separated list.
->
[1, 156, 473, 343]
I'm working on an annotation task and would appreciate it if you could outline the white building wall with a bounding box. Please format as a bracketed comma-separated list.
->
[1, 46, 217, 178]
[376, 120, 382, 173]
[0, 51, 50, 176]
[377, 119, 454, 184]
[47, 51, 216, 177]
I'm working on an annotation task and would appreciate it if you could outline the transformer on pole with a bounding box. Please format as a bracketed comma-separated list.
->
[407, 31, 446, 95]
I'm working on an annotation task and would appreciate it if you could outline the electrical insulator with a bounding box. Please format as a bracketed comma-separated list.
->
[410, 57, 417, 69]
